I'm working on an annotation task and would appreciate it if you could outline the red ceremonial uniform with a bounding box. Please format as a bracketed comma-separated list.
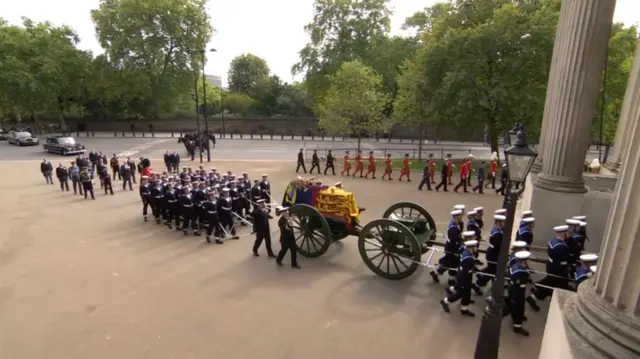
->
[460, 161, 469, 179]
[368, 155, 376, 171]
[490, 160, 497, 178]
[428, 159, 435, 183]
[401, 158, 410, 175]
[355, 155, 363, 171]
[385, 158, 392, 173]
[343, 154, 351, 170]
[446, 159, 453, 176]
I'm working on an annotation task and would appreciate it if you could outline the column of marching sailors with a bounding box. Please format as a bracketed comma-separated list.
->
[428, 205, 597, 337]
[297, 149, 508, 195]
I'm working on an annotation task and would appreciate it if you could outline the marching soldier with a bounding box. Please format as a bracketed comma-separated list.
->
[364, 151, 376, 179]
[41, 158, 54, 185]
[440, 234, 478, 317]
[217, 188, 236, 238]
[259, 174, 271, 203]
[485, 152, 498, 189]
[163, 183, 177, 228]
[109, 154, 121, 180]
[473, 207, 485, 230]
[353, 151, 364, 178]
[296, 149, 307, 173]
[310, 150, 321, 174]
[55, 163, 70, 191]
[120, 161, 134, 191]
[508, 251, 533, 336]
[466, 211, 481, 243]
[574, 254, 598, 288]
[526, 225, 572, 312]
[149, 179, 164, 224]
[192, 183, 206, 234]
[516, 217, 535, 249]
[446, 154, 453, 185]
[275, 206, 301, 269]
[80, 168, 95, 200]
[381, 154, 393, 180]
[565, 218, 583, 275]
[430, 209, 463, 286]
[435, 160, 448, 191]
[69, 161, 83, 195]
[453, 204, 466, 232]
[427, 154, 436, 184]
[250, 180, 262, 211]
[139, 176, 150, 221]
[466, 155, 474, 186]
[573, 215, 587, 238]
[496, 164, 508, 195]
[472, 161, 486, 194]
[418, 160, 432, 191]
[178, 186, 198, 235]
[476, 214, 506, 287]
[341, 151, 351, 176]
[252, 199, 276, 257]
[324, 150, 336, 175]
[398, 154, 411, 181]
[507, 241, 529, 267]
[519, 210, 533, 226]
[203, 191, 223, 244]
[454, 158, 469, 193]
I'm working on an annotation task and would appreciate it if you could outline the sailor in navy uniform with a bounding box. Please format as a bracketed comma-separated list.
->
[508, 250, 533, 336]
[519, 210, 533, 228]
[149, 179, 164, 224]
[203, 191, 223, 244]
[163, 183, 178, 228]
[178, 187, 198, 235]
[473, 207, 484, 230]
[574, 254, 598, 288]
[494, 208, 507, 216]
[191, 183, 207, 234]
[139, 176, 150, 221]
[440, 236, 479, 317]
[466, 211, 481, 240]
[507, 241, 529, 268]
[250, 180, 262, 211]
[259, 174, 271, 202]
[571, 220, 588, 259]
[453, 204, 466, 232]
[430, 209, 464, 286]
[476, 214, 506, 287]
[565, 218, 583, 275]
[526, 225, 572, 311]
[573, 215, 587, 238]
[217, 188, 236, 238]
[516, 217, 535, 249]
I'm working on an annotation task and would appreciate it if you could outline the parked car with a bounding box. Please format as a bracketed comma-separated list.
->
[8, 131, 39, 146]
[0, 131, 8, 140]
[43, 136, 86, 155]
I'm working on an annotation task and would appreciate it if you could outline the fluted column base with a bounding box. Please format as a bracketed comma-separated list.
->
[531, 158, 543, 175]
[563, 284, 640, 359]
[534, 172, 588, 194]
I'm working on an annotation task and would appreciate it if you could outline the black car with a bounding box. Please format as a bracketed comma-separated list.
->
[0, 131, 8, 140]
[8, 131, 39, 146]
[43, 136, 86, 155]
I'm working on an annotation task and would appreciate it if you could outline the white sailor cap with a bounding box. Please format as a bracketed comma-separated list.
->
[464, 239, 479, 247]
[468, 210, 477, 216]
[573, 215, 587, 221]
[256, 199, 266, 204]
[494, 215, 506, 221]
[451, 209, 463, 216]
[454, 204, 466, 210]
[512, 241, 528, 249]
[590, 265, 597, 273]
[566, 219, 581, 225]
[474, 207, 484, 212]
[276, 205, 289, 212]
[467, 154, 475, 158]
[515, 251, 531, 260]
[262, 173, 268, 177]
[579, 221, 587, 227]
[580, 254, 598, 262]
[211, 168, 216, 170]
[462, 231, 476, 238]
[141, 176, 149, 179]
[242, 172, 247, 175]
[213, 184, 220, 189]
[495, 209, 507, 215]
[222, 188, 230, 192]
[522, 210, 533, 216]
[522, 217, 535, 223]
[503, 164, 507, 167]
[335, 182, 342, 186]
[554, 225, 569, 232]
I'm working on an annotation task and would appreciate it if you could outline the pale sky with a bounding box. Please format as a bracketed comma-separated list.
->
[4, 0, 639, 86]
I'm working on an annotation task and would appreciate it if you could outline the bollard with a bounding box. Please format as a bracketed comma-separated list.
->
[230, 133, 234, 139]
[384, 148, 387, 157]
[441, 148, 444, 159]
[332, 136, 335, 141]
[122, 131, 125, 137]
[241, 133, 244, 139]
[388, 137, 391, 143]
[171, 132, 174, 138]
[291, 134, 294, 140]
[270, 134, 273, 139]
[250, 133, 253, 139]
[86, 132, 90, 137]
[281, 134, 284, 140]
[260, 133, 263, 139]
[301, 135, 305, 141]
[76, 130, 80, 137]
[311, 135, 314, 140]
[321, 135, 324, 141]
[91, 132, 95, 137]
[152, 132, 155, 138]
[180, 131, 183, 137]
[468, 149, 472, 154]
[142, 132, 145, 137]
[114, 131, 117, 137]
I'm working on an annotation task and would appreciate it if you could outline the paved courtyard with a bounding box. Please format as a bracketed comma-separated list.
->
[0, 158, 548, 359]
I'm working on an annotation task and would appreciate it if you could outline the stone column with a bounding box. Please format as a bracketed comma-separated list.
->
[605, 38, 640, 172]
[562, 90, 640, 358]
[534, 0, 616, 193]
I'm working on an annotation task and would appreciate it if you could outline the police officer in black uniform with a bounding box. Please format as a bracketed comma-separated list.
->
[259, 174, 271, 204]
[324, 150, 335, 175]
[496, 164, 508, 195]
[55, 163, 70, 191]
[310, 150, 321, 174]
[275, 206, 300, 268]
[139, 176, 150, 221]
[252, 199, 276, 257]
[125, 156, 137, 184]
[296, 149, 307, 173]
[81, 168, 95, 200]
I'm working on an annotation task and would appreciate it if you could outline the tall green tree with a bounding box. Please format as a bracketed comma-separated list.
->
[316, 60, 389, 150]
[227, 53, 270, 95]
[91, 0, 214, 119]
[292, 0, 392, 101]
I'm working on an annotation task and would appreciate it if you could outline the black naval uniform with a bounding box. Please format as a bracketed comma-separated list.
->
[56, 166, 70, 191]
[202, 198, 222, 243]
[150, 184, 164, 224]
[191, 188, 206, 234]
[430, 219, 461, 285]
[527, 237, 571, 312]
[252, 207, 275, 257]
[440, 246, 476, 317]
[435, 162, 448, 191]
[310, 151, 321, 174]
[120, 164, 133, 190]
[476, 225, 503, 287]
[508, 259, 531, 336]
[324, 152, 336, 175]
[81, 171, 95, 199]
[178, 191, 198, 234]
[163, 188, 178, 228]
[217, 195, 236, 237]
[296, 151, 307, 173]
[250, 183, 262, 212]
[276, 215, 299, 268]
[139, 182, 150, 221]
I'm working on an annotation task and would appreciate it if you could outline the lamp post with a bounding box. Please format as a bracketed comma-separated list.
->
[473, 125, 538, 359]
[192, 79, 202, 164]
[201, 48, 217, 162]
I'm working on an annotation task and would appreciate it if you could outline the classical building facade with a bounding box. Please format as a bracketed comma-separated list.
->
[523, 0, 640, 357]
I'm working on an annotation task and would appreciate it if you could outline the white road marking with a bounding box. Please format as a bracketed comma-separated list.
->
[116, 139, 171, 158]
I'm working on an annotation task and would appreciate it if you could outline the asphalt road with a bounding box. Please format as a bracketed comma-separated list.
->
[0, 135, 601, 163]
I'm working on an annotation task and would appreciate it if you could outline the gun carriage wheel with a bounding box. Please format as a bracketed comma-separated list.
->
[358, 219, 421, 280]
[382, 202, 437, 254]
[288, 204, 333, 258]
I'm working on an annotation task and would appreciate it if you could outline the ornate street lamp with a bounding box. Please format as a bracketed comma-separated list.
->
[473, 125, 538, 359]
